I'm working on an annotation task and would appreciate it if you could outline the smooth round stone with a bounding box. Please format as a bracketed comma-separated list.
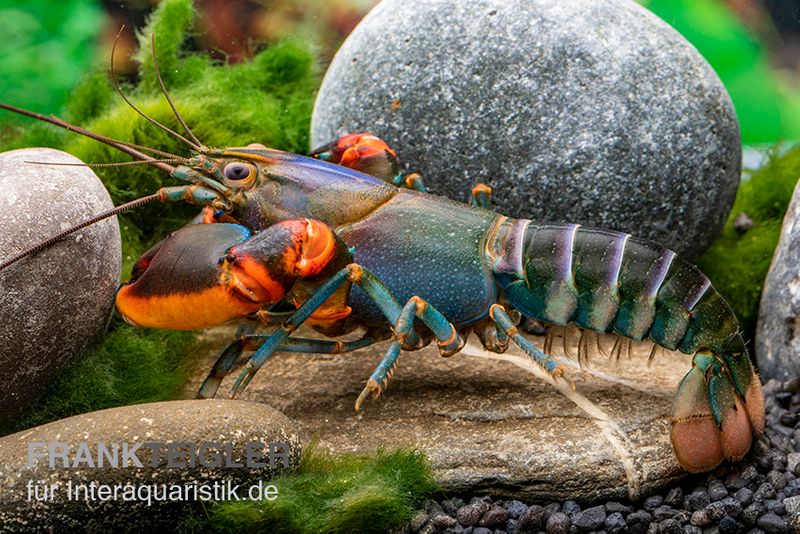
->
[757, 179, 800, 380]
[311, 0, 741, 259]
[0, 148, 121, 427]
[190, 326, 690, 502]
[0, 399, 302, 531]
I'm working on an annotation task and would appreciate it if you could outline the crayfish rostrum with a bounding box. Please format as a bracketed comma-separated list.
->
[0, 97, 764, 475]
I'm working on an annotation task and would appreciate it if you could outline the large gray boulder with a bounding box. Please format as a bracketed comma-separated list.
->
[0, 148, 121, 427]
[756, 178, 800, 380]
[0, 399, 302, 532]
[312, 0, 741, 259]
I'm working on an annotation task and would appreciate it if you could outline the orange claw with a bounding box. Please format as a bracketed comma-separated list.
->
[311, 132, 399, 181]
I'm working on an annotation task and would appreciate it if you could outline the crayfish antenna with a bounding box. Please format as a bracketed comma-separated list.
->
[0, 103, 185, 165]
[109, 26, 202, 152]
[0, 194, 160, 272]
[23, 158, 186, 168]
[150, 33, 205, 150]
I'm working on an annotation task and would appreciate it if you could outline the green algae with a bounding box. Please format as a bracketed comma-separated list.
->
[698, 145, 800, 343]
[0, 319, 196, 436]
[189, 446, 438, 534]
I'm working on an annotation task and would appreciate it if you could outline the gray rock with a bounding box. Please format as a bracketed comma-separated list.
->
[410, 510, 429, 532]
[606, 501, 634, 515]
[504, 499, 528, 519]
[705, 498, 742, 521]
[626, 510, 652, 534]
[644, 494, 664, 511]
[708, 478, 729, 501]
[734, 487, 754, 507]
[658, 518, 682, 534]
[0, 148, 121, 427]
[757, 178, 800, 380]
[189, 326, 690, 502]
[756, 512, 788, 533]
[605, 511, 626, 533]
[572, 505, 606, 530]
[0, 399, 302, 532]
[545, 511, 570, 534]
[312, 0, 741, 259]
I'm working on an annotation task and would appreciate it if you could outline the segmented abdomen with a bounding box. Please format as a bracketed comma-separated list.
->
[489, 220, 740, 355]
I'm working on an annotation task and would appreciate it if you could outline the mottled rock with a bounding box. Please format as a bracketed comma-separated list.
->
[658, 518, 682, 534]
[784, 495, 800, 514]
[443, 497, 466, 516]
[0, 400, 301, 532]
[757, 178, 800, 380]
[432, 514, 458, 529]
[457, 501, 489, 527]
[705, 498, 742, 521]
[190, 326, 690, 502]
[312, 0, 741, 259]
[478, 504, 509, 527]
[545, 511, 570, 534]
[516, 504, 545, 532]
[690, 510, 711, 526]
[0, 148, 121, 426]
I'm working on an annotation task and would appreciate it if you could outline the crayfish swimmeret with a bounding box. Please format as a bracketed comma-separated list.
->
[0, 93, 764, 474]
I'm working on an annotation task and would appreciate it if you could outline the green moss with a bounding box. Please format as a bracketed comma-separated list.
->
[1, 319, 195, 436]
[0, 0, 318, 431]
[697, 145, 800, 341]
[193, 447, 437, 534]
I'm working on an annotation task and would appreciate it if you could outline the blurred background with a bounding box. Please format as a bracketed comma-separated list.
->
[1, 0, 800, 146]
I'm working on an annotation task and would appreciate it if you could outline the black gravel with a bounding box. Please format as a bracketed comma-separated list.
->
[403, 378, 800, 534]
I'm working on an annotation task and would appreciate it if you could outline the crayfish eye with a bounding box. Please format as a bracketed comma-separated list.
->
[223, 162, 255, 184]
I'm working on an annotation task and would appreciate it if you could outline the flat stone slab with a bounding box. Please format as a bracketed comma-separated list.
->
[0, 399, 301, 532]
[188, 327, 689, 502]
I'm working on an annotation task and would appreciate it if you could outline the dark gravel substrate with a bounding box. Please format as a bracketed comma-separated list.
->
[404, 378, 800, 534]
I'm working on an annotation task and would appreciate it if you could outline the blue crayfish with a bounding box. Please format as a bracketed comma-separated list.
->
[0, 93, 764, 475]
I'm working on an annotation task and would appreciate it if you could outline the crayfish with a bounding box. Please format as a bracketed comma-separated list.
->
[0, 67, 764, 475]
